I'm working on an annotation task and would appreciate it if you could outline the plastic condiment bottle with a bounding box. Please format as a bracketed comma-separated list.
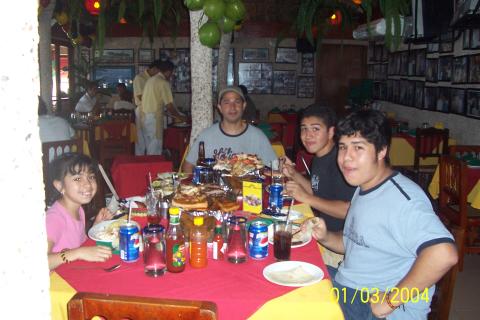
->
[166, 207, 186, 273]
[190, 216, 208, 268]
[212, 220, 224, 260]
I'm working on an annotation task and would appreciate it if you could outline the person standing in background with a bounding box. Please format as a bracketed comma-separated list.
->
[239, 85, 258, 123]
[133, 60, 162, 155]
[75, 81, 100, 113]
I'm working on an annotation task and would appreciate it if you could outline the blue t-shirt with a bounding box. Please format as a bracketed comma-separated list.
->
[336, 172, 454, 319]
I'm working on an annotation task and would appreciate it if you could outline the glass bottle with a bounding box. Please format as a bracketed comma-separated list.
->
[197, 141, 206, 166]
[212, 220, 224, 260]
[165, 207, 186, 273]
[189, 216, 208, 268]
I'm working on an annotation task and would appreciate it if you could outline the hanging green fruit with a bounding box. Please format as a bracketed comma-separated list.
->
[203, 0, 225, 21]
[219, 16, 235, 33]
[185, 0, 204, 11]
[199, 21, 221, 48]
[225, 0, 246, 22]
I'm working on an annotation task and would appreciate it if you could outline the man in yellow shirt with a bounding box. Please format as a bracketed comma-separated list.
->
[141, 60, 184, 155]
[133, 60, 161, 155]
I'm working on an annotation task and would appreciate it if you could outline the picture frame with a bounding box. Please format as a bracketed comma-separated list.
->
[400, 51, 409, 76]
[94, 49, 134, 64]
[368, 42, 375, 62]
[138, 48, 154, 63]
[438, 55, 453, 82]
[212, 48, 235, 92]
[374, 45, 383, 62]
[238, 62, 273, 94]
[273, 70, 296, 95]
[466, 90, 480, 118]
[424, 86, 438, 111]
[393, 80, 400, 104]
[159, 48, 191, 93]
[93, 65, 135, 91]
[436, 87, 450, 113]
[439, 31, 454, 53]
[471, 29, 480, 49]
[450, 88, 466, 115]
[381, 45, 389, 62]
[386, 80, 393, 102]
[297, 76, 315, 98]
[463, 29, 471, 49]
[468, 54, 480, 83]
[452, 56, 469, 84]
[414, 81, 424, 109]
[368, 64, 374, 79]
[425, 58, 438, 82]
[301, 53, 315, 74]
[427, 42, 439, 53]
[415, 49, 426, 76]
[275, 47, 298, 64]
[242, 48, 269, 61]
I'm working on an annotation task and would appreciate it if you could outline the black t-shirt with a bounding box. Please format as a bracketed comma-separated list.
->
[310, 146, 355, 232]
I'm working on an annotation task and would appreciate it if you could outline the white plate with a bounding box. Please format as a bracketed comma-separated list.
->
[268, 224, 312, 248]
[88, 219, 139, 242]
[263, 261, 324, 287]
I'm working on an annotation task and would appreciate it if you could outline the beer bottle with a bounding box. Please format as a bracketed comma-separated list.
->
[197, 141, 206, 166]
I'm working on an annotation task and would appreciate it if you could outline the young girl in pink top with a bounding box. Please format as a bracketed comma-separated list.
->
[46, 153, 114, 270]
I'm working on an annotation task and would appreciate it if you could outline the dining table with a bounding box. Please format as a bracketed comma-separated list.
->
[49, 203, 344, 320]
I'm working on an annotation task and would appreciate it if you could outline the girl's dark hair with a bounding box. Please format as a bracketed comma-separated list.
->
[300, 104, 337, 129]
[336, 109, 392, 154]
[47, 153, 98, 205]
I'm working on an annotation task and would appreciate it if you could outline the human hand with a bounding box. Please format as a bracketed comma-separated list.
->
[75, 245, 112, 262]
[93, 207, 115, 225]
[302, 217, 327, 242]
[285, 180, 309, 202]
[370, 292, 395, 318]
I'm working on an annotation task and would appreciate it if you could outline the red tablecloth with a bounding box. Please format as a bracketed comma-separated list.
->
[111, 155, 172, 198]
[56, 219, 329, 320]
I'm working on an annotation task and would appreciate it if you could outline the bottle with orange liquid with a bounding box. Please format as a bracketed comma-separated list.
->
[189, 216, 208, 268]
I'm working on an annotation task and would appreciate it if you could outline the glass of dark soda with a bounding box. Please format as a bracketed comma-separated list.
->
[273, 220, 292, 261]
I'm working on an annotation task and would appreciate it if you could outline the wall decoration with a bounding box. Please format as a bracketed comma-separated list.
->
[471, 29, 480, 49]
[436, 87, 451, 113]
[414, 81, 424, 109]
[374, 44, 383, 62]
[439, 31, 454, 53]
[452, 56, 469, 83]
[93, 66, 135, 91]
[400, 51, 409, 76]
[301, 53, 315, 74]
[468, 54, 480, 83]
[212, 48, 235, 93]
[242, 48, 269, 61]
[408, 50, 416, 76]
[425, 58, 438, 82]
[393, 80, 400, 104]
[424, 86, 438, 110]
[438, 55, 453, 82]
[451, 88, 466, 115]
[297, 76, 315, 98]
[427, 42, 439, 53]
[415, 49, 426, 76]
[387, 80, 393, 101]
[94, 49, 134, 64]
[368, 65, 374, 79]
[381, 45, 389, 62]
[463, 29, 471, 49]
[466, 90, 480, 118]
[159, 48, 191, 93]
[273, 70, 296, 95]
[138, 48, 154, 63]
[275, 47, 298, 64]
[238, 62, 273, 94]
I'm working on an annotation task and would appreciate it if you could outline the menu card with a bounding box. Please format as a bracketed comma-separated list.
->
[242, 181, 263, 214]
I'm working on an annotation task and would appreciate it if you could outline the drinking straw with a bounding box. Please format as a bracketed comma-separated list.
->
[178, 144, 190, 174]
[128, 200, 132, 223]
[285, 198, 295, 226]
[301, 156, 311, 176]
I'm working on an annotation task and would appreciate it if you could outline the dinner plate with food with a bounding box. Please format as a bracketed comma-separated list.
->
[88, 219, 140, 243]
[156, 172, 190, 181]
[263, 261, 324, 287]
[214, 153, 264, 177]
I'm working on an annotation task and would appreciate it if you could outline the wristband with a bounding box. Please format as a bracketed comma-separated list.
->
[386, 293, 399, 310]
[60, 249, 71, 264]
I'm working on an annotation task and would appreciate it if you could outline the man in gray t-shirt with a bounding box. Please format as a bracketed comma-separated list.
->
[182, 87, 277, 172]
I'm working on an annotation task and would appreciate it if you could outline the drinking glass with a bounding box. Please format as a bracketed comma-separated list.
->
[145, 188, 159, 226]
[143, 225, 166, 277]
[226, 216, 247, 263]
[273, 221, 292, 261]
[271, 159, 284, 185]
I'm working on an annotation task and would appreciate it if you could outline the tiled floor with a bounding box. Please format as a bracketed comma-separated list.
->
[449, 253, 480, 319]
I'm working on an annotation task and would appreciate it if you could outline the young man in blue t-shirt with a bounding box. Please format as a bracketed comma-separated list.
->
[309, 109, 458, 319]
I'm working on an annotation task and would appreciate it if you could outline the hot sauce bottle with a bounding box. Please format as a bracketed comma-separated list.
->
[166, 207, 186, 273]
[212, 220, 224, 260]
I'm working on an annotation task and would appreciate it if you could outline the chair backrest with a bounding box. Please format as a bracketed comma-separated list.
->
[449, 145, 480, 159]
[438, 155, 468, 228]
[67, 292, 217, 320]
[99, 120, 131, 141]
[414, 127, 449, 169]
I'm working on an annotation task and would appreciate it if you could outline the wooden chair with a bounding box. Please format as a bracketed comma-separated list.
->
[438, 155, 480, 271]
[67, 292, 217, 320]
[401, 127, 449, 189]
[428, 226, 462, 320]
[98, 120, 133, 169]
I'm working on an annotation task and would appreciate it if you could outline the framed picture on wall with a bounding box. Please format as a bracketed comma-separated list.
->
[463, 29, 471, 49]
[438, 55, 453, 81]
[400, 51, 409, 76]
[297, 76, 315, 98]
[93, 65, 135, 91]
[301, 53, 315, 74]
[242, 48, 269, 61]
[452, 56, 469, 83]
[382, 45, 389, 62]
[159, 48, 191, 93]
[374, 45, 383, 62]
[238, 62, 273, 94]
[408, 50, 416, 76]
[427, 42, 439, 53]
[439, 31, 454, 53]
[414, 81, 424, 109]
[137, 65, 149, 74]
[80, 48, 90, 63]
[424, 86, 438, 110]
[450, 88, 466, 115]
[138, 48, 154, 63]
[415, 50, 426, 76]
[273, 70, 296, 95]
[466, 90, 480, 118]
[425, 58, 438, 82]
[393, 80, 400, 104]
[471, 29, 480, 49]
[436, 87, 450, 113]
[468, 54, 480, 83]
[275, 47, 298, 64]
[95, 49, 134, 63]
[386, 80, 393, 102]
[367, 65, 374, 79]
[368, 42, 375, 62]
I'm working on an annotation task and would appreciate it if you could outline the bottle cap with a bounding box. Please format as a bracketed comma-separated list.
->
[169, 207, 180, 215]
[193, 216, 204, 226]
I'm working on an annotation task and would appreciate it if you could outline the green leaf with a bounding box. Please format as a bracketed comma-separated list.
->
[153, 0, 163, 28]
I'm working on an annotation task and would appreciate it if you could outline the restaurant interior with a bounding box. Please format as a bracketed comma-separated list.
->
[3, 0, 480, 319]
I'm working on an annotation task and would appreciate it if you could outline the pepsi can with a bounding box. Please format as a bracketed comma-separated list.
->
[269, 183, 283, 210]
[119, 222, 140, 262]
[192, 165, 204, 184]
[248, 221, 269, 259]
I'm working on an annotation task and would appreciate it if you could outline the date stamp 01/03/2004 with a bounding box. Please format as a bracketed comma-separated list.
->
[330, 287, 430, 305]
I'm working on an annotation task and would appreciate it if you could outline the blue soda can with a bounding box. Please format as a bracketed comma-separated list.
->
[192, 165, 204, 184]
[119, 222, 140, 262]
[204, 158, 216, 168]
[269, 183, 283, 210]
[248, 221, 269, 259]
